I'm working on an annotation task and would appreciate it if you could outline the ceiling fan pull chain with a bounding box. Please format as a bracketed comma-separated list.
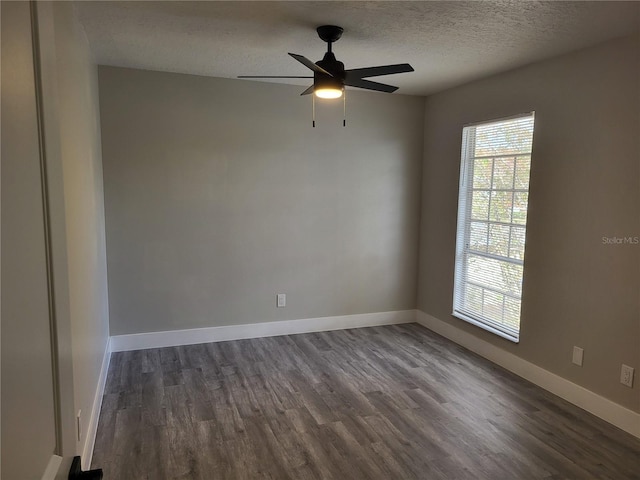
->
[312, 94, 316, 128]
[343, 89, 346, 127]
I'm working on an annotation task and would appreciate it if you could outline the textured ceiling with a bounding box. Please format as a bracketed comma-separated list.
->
[74, 1, 640, 96]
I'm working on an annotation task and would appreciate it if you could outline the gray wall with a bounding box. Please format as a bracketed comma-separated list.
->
[417, 35, 639, 412]
[99, 67, 425, 335]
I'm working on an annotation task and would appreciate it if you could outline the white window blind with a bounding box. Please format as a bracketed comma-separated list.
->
[453, 113, 535, 342]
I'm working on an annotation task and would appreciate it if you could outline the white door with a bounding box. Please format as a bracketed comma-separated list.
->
[1, 1, 61, 478]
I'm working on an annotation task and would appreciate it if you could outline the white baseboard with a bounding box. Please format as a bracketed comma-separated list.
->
[82, 337, 112, 470]
[41, 455, 62, 480]
[416, 310, 640, 439]
[110, 310, 416, 352]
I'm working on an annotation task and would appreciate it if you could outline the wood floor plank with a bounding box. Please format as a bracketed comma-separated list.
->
[92, 323, 640, 479]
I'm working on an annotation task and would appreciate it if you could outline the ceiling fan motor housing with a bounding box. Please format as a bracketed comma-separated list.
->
[315, 51, 345, 90]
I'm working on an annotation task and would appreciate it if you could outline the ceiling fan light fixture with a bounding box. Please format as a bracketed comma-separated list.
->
[315, 86, 343, 99]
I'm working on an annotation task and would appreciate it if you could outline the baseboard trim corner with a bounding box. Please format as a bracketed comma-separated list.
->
[110, 309, 417, 352]
[40, 455, 62, 480]
[415, 310, 640, 439]
[82, 336, 112, 470]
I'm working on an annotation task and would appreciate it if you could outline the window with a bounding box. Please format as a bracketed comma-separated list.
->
[453, 113, 535, 342]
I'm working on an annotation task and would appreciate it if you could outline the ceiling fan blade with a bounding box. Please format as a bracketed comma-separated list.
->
[345, 63, 414, 80]
[288, 53, 332, 76]
[300, 85, 315, 96]
[343, 77, 398, 93]
[238, 75, 313, 78]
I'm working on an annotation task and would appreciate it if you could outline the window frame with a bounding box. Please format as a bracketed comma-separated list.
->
[452, 112, 535, 343]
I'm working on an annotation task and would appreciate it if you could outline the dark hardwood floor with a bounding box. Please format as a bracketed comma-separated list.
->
[92, 323, 640, 479]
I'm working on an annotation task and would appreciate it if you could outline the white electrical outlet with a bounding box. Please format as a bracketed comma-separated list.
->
[620, 364, 634, 388]
[276, 293, 286, 308]
[572, 346, 584, 366]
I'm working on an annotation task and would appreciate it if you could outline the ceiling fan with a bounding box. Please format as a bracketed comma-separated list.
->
[238, 25, 414, 100]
